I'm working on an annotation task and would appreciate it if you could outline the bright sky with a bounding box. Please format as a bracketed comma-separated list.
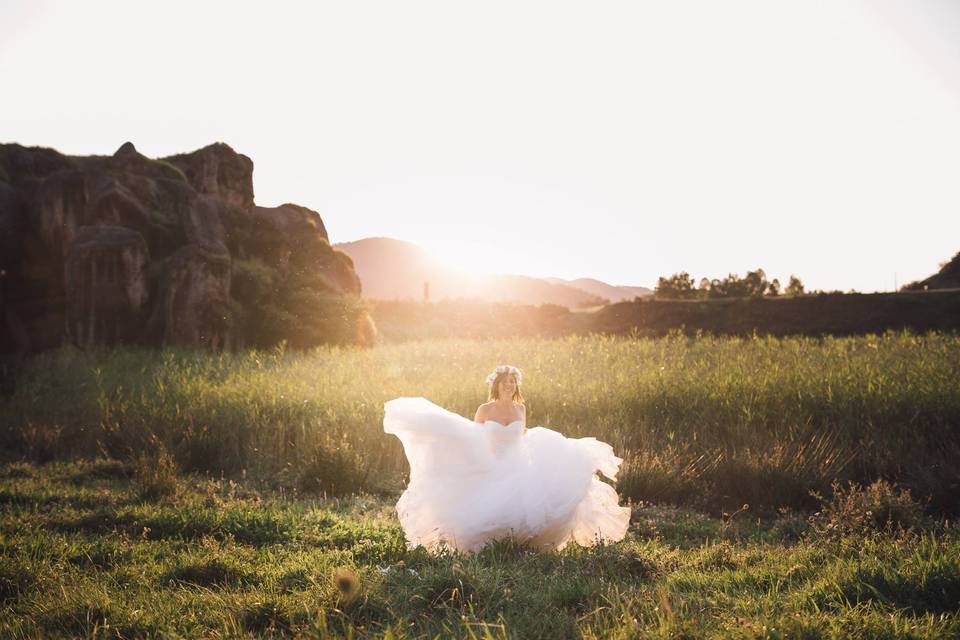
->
[3, 1, 959, 292]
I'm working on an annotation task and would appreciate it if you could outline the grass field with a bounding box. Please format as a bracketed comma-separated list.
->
[0, 460, 957, 639]
[2, 331, 959, 637]
[3, 330, 959, 514]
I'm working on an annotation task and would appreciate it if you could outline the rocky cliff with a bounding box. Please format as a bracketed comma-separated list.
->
[0, 141, 372, 360]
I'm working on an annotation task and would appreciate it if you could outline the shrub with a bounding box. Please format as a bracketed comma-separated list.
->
[808, 479, 927, 539]
[15, 423, 62, 463]
[131, 438, 180, 501]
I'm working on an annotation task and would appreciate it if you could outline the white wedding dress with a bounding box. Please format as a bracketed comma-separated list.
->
[383, 397, 631, 553]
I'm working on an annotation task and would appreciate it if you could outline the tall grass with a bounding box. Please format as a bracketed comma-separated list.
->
[3, 330, 959, 513]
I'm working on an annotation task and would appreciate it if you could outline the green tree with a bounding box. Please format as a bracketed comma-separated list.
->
[658, 269, 796, 299]
[655, 272, 697, 299]
[709, 273, 749, 298]
[785, 275, 805, 296]
[768, 278, 781, 296]
[742, 268, 770, 297]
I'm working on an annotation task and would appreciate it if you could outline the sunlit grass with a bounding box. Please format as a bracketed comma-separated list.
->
[3, 329, 959, 514]
[2, 331, 959, 637]
[0, 461, 957, 639]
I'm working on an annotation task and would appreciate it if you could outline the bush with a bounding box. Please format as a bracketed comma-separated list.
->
[131, 438, 180, 501]
[808, 479, 927, 539]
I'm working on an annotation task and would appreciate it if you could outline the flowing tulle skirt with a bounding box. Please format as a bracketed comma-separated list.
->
[384, 397, 631, 553]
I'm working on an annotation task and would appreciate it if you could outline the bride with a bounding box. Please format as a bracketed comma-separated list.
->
[383, 365, 631, 553]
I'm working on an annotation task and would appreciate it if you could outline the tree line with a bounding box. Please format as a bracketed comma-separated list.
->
[654, 269, 805, 300]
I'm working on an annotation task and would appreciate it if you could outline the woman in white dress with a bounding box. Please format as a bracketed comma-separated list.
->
[383, 365, 631, 553]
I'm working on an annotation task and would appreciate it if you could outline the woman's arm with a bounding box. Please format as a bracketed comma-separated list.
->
[473, 404, 487, 424]
[519, 403, 527, 426]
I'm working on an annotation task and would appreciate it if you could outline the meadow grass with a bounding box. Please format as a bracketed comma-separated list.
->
[3, 330, 959, 515]
[2, 331, 959, 638]
[0, 460, 957, 639]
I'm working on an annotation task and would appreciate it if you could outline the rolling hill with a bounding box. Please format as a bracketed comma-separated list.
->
[544, 277, 652, 303]
[334, 237, 651, 307]
[903, 250, 960, 291]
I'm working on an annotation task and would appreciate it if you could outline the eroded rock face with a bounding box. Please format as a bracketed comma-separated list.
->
[182, 194, 229, 255]
[35, 169, 87, 261]
[154, 244, 231, 349]
[0, 182, 23, 278]
[164, 143, 255, 211]
[250, 203, 359, 295]
[65, 225, 148, 349]
[0, 141, 370, 355]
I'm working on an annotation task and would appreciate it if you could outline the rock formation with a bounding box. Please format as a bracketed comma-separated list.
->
[0, 141, 371, 358]
[65, 225, 148, 349]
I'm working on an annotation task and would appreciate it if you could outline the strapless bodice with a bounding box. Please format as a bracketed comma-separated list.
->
[483, 420, 524, 428]
[482, 419, 525, 455]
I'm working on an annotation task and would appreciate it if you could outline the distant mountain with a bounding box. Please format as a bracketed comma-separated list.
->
[544, 277, 651, 303]
[335, 237, 650, 307]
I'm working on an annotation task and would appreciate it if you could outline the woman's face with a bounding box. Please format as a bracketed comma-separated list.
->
[498, 374, 517, 399]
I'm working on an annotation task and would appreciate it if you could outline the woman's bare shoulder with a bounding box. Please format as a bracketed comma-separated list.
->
[474, 402, 493, 421]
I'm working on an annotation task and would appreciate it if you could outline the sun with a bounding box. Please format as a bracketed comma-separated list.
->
[422, 240, 518, 277]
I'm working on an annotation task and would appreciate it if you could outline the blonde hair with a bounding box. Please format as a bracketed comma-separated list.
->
[487, 371, 525, 404]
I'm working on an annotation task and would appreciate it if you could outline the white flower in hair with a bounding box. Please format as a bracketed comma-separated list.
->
[485, 364, 522, 386]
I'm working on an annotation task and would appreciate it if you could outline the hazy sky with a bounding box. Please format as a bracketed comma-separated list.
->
[3, 1, 959, 292]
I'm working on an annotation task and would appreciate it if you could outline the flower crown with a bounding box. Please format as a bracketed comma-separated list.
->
[485, 365, 522, 386]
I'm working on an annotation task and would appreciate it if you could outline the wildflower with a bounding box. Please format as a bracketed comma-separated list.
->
[332, 566, 361, 604]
